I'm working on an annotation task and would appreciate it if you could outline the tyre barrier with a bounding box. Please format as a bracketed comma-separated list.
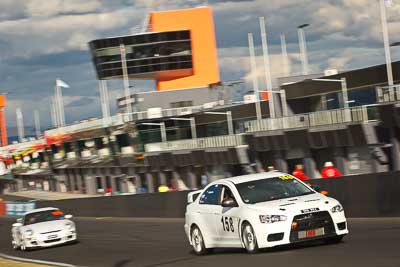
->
[3, 201, 36, 216]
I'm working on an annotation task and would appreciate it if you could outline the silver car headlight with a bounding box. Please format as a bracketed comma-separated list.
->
[24, 229, 34, 237]
[65, 222, 75, 230]
[331, 204, 344, 213]
[259, 215, 287, 223]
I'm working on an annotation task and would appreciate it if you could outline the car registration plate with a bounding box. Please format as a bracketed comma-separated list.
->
[47, 234, 58, 240]
[298, 227, 325, 239]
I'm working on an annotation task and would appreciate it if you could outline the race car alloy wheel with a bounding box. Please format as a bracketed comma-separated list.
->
[191, 226, 207, 255]
[20, 242, 26, 251]
[242, 223, 259, 253]
[12, 240, 19, 250]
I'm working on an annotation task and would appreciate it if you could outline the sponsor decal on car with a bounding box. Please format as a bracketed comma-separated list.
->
[301, 208, 320, 213]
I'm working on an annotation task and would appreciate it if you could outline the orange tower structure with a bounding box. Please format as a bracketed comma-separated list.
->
[150, 7, 220, 91]
[0, 96, 7, 146]
[89, 7, 221, 91]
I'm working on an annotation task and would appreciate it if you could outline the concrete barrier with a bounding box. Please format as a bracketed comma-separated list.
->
[309, 172, 400, 217]
[36, 192, 188, 218]
[28, 172, 400, 218]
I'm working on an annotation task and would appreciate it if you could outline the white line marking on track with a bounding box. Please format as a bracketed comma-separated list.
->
[0, 253, 81, 267]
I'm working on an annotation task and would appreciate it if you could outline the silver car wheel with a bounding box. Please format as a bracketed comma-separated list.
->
[191, 228, 203, 253]
[242, 224, 258, 253]
[12, 240, 19, 250]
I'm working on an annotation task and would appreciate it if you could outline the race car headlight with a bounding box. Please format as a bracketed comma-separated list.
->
[259, 215, 287, 224]
[331, 204, 344, 213]
[24, 229, 34, 237]
[65, 222, 75, 230]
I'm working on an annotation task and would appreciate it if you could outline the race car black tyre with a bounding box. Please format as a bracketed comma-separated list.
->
[191, 226, 208, 255]
[324, 235, 345, 244]
[242, 222, 259, 254]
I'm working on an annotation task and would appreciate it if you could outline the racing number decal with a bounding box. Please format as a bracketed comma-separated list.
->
[221, 216, 235, 232]
[279, 175, 294, 181]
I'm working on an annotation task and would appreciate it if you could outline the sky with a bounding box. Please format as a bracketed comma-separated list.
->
[1, 0, 400, 134]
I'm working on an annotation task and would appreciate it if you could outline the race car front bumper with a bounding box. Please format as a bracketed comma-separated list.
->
[22, 230, 77, 249]
[255, 210, 348, 248]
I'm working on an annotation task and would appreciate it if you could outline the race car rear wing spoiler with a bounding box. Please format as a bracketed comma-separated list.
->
[187, 190, 202, 204]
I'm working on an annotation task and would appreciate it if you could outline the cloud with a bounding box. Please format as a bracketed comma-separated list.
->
[65, 96, 95, 108]
[3, 0, 400, 131]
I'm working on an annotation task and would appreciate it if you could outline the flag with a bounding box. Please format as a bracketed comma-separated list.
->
[56, 79, 70, 88]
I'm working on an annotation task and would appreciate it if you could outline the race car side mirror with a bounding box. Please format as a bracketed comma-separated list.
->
[221, 199, 238, 208]
[320, 190, 329, 196]
[311, 185, 321, 192]
[16, 218, 22, 223]
[310, 185, 329, 196]
[12, 223, 23, 227]
[64, 214, 73, 219]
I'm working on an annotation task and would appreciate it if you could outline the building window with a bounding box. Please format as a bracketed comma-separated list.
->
[170, 101, 193, 108]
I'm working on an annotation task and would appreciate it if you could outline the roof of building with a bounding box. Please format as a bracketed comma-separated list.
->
[282, 61, 400, 99]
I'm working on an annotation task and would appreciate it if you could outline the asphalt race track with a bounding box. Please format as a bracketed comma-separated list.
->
[1, 217, 400, 267]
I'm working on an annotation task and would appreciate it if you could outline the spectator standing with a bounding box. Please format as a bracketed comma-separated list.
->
[292, 164, 309, 181]
[321, 162, 342, 178]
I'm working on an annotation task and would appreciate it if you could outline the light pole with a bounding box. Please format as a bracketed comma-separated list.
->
[34, 110, 41, 138]
[247, 33, 262, 121]
[321, 96, 335, 110]
[204, 111, 234, 135]
[55, 79, 70, 127]
[390, 41, 400, 99]
[280, 33, 290, 77]
[379, 0, 394, 87]
[258, 90, 289, 117]
[120, 43, 133, 120]
[99, 80, 111, 121]
[141, 122, 167, 143]
[16, 108, 24, 142]
[298, 24, 310, 75]
[259, 17, 275, 118]
[170, 117, 197, 139]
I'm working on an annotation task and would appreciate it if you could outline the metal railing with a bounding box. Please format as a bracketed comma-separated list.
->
[144, 135, 244, 152]
[45, 105, 205, 136]
[376, 84, 400, 103]
[244, 105, 374, 133]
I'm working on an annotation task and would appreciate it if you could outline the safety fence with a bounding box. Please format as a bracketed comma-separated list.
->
[244, 105, 375, 133]
[0, 201, 36, 216]
[144, 135, 245, 152]
[45, 105, 205, 136]
[377, 84, 400, 103]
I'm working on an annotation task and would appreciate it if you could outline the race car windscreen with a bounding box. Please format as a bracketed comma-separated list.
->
[236, 176, 315, 204]
[24, 210, 64, 225]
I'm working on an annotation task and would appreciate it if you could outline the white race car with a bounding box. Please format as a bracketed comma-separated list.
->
[184, 172, 348, 254]
[11, 207, 77, 251]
